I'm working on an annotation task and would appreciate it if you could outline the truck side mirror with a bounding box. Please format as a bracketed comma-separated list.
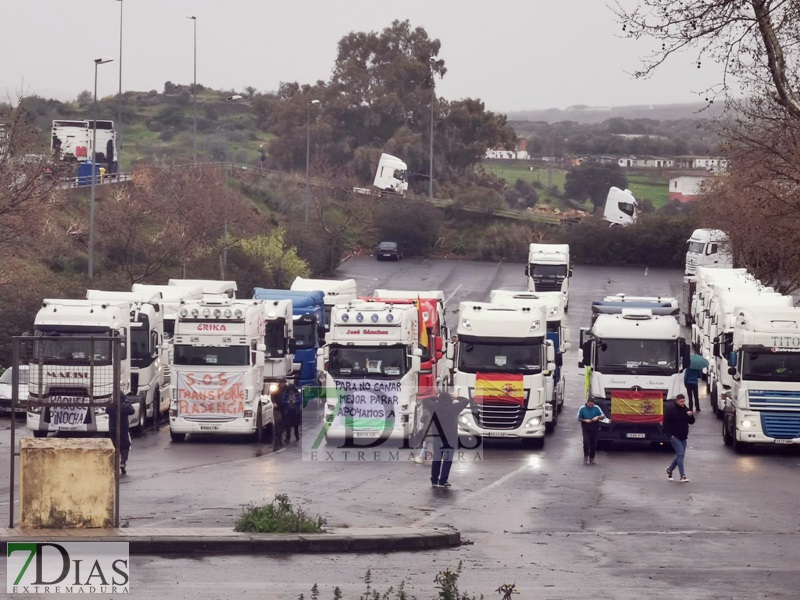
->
[579, 327, 589, 348]
[545, 342, 555, 363]
[728, 366, 737, 376]
[317, 326, 326, 342]
[568, 267, 574, 278]
[411, 356, 421, 372]
[446, 342, 455, 360]
[546, 362, 556, 372]
[728, 351, 737, 368]
[555, 353, 563, 367]
[255, 350, 265, 367]
[257, 343, 266, 352]
[446, 358, 454, 371]
[712, 341, 720, 359]
[288, 339, 297, 354]
[580, 341, 591, 368]
[680, 339, 690, 369]
[524, 265, 530, 277]
[413, 348, 423, 357]
[434, 336, 443, 352]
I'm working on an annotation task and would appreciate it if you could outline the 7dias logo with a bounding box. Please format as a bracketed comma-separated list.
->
[6, 542, 130, 594]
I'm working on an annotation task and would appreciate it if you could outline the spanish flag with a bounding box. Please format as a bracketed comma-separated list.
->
[475, 373, 525, 405]
[610, 389, 664, 424]
[416, 297, 429, 348]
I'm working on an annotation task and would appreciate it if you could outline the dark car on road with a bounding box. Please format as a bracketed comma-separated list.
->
[376, 241, 402, 261]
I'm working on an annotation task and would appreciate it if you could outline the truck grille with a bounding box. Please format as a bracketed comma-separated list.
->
[761, 412, 800, 439]
[472, 402, 525, 430]
[749, 390, 800, 412]
[532, 280, 562, 292]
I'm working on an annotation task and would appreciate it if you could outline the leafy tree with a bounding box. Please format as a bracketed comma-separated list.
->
[373, 198, 442, 256]
[564, 162, 628, 209]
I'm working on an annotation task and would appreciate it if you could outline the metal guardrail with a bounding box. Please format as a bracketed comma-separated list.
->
[58, 172, 133, 189]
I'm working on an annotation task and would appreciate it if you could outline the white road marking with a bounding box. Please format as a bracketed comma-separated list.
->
[444, 284, 463, 307]
[411, 460, 534, 527]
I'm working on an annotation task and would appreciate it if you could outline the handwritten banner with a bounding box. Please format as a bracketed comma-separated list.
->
[177, 371, 245, 417]
[332, 379, 400, 431]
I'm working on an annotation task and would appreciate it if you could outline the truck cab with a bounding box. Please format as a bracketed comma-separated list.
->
[320, 301, 422, 442]
[452, 302, 552, 448]
[27, 299, 133, 436]
[253, 288, 325, 390]
[525, 243, 572, 311]
[685, 229, 732, 276]
[85, 289, 168, 430]
[290, 277, 357, 331]
[169, 299, 273, 442]
[373, 153, 408, 195]
[723, 307, 800, 451]
[603, 186, 638, 226]
[489, 290, 568, 432]
[579, 306, 690, 443]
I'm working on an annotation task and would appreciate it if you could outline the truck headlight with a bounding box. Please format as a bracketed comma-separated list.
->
[526, 416, 542, 427]
[269, 383, 279, 394]
[742, 419, 755, 429]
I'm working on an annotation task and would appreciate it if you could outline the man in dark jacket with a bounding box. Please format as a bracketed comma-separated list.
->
[108, 394, 135, 474]
[426, 391, 471, 488]
[663, 394, 695, 482]
[279, 384, 302, 443]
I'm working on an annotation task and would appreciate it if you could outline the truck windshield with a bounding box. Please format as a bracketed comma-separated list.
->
[687, 242, 705, 254]
[163, 318, 175, 341]
[130, 315, 152, 368]
[458, 340, 542, 374]
[293, 321, 317, 349]
[32, 328, 113, 365]
[265, 320, 286, 358]
[173, 345, 249, 366]
[0, 368, 29, 385]
[531, 265, 567, 278]
[596, 339, 678, 375]
[328, 345, 407, 378]
[742, 350, 800, 382]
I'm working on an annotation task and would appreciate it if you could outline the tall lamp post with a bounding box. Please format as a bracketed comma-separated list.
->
[429, 79, 435, 200]
[89, 57, 114, 280]
[188, 16, 197, 162]
[115, 0, 123, 173]
[222, 94, 242, 278]
[305, 99, 320, 223]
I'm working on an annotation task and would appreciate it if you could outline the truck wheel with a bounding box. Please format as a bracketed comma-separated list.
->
[263, 423, 274, 444]
[32, 430, 48, 438]
[251, 408, 264, 443]
[722, 417, 733, 446]
[731, 428, 748, 454]
[710, 385, 718, 413]
[150, 392, 161, 428]
[170, 431, 186, 443]
[133, 401, 146, 437]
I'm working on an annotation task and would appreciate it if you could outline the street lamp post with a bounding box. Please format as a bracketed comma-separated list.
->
[429, 80, 435, 200]
[188, 16, 197, 162]
[222, 95, 242, 278]
[305, 99, 320, 223]
[88, 57, 114, 280]
[115, 0, 123, 173]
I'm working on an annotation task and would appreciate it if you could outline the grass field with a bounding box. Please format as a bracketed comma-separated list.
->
[626, 173, 670, 209]
[481, 161, 569, 207]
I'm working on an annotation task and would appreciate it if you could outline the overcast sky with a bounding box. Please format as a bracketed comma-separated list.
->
[1, 0, 725, 113]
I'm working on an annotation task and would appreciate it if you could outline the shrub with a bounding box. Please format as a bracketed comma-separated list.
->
[234, 494, 326, 533]
[373, 199, 442, 256]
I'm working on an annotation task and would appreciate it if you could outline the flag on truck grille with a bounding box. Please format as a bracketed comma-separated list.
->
[475, 373, 525, 405]
[610, 389, 664, 424]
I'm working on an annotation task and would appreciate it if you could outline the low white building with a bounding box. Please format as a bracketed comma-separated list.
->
[669, 175, 713, 202]
[485, 138, 529, 160]
[674, 155, 728, 172]
[617, 156, 674, 168]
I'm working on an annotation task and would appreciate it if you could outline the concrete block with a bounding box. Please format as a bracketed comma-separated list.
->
[20, 438, 115, 529]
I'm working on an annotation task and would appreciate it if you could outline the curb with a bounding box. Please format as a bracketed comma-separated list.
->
[0, 527, 460, 555]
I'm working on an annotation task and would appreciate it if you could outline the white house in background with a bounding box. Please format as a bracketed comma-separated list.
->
[674, 155, 728, 172]
[485, 138, 529, 160]
[617, 156, 674, 168]
[669, 174, 713, 202]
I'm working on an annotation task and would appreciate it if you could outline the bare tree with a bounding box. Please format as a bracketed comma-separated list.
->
[613, 0, 800, 118]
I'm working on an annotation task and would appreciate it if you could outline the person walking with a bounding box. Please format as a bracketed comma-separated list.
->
[664, 394, 695, 483]
[577, 398, 605, 465]
[413, 395, 435, 464]
[684, 366, 702, 412]
[427, 391, 471, 488]
[108, 393, 135, 474]
[279, 384, 302, 443]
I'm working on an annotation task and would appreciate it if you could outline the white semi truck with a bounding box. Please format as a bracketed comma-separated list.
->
[291, 277, 357, 331]
[168, 279, 237, 299]
[489, 290, 568, 432]
[579, 306, 690, 444]
[706, 291, 794, 416]
[680, 229, 733, 325]
[85, 289, 169, 430]
[320, 301, 422, 442]
[169, 298, 274, 442]
[51, 119, 118, 172]
[525, 243, 572, 311]
[353, 153, 409, 196]
[451, 302, 552, 448]
[603, 187, 637, 226]
[689, 267, 761, 346]
[722, 307, 800, 452]
[27, 299, 135, 436]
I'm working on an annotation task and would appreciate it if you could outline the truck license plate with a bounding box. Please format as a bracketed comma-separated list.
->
[486, 432, 515, 437]
[774, 439, 793, 444]
[626, 433, 646, 439]
[51, 406, 88, 428]
[199, 425, 220, 431]
[354, 431, 380, 437]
